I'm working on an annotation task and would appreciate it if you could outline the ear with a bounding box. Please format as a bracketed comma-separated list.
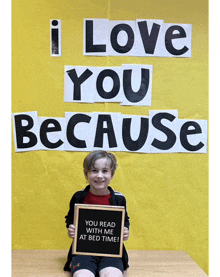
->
[84, 170, 88, 180]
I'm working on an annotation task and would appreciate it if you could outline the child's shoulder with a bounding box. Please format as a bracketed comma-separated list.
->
[75, 188, 84, 193]
[113, 190, 126, 199]
[114, 190, 125, 196]
[112, 190, 127, 207]
[70, 189, 84, 200]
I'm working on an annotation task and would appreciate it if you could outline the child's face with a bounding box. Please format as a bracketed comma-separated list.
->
[85, 158, 113, 195]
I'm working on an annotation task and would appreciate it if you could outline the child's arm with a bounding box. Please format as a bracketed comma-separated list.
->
[65, 193, 78, 228]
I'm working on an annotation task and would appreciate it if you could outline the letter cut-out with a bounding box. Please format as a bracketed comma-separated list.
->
[65, 112, 93, 151]
[178, 119, 207, 153]
[83, 19, 108, 56]
[93, 67, 123, 103]
[64, 66, 94, 103]
[38, 117, 66, 151]
[121, 114, 149, 153]
[156, 23, 192, 57]
[121, 64, 153, 106]
[92, 112, 123, 151]
[135, 19, 164, 56]
[107, 20, 137, 56]
[50, 19, 61, 57]
[148, 110, 179, 153]
[12, 111, 41, 152]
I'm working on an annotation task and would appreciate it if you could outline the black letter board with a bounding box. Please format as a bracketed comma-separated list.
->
[73, 204, 125, 257]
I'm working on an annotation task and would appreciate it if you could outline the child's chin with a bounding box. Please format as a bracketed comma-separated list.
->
[94, 183, 108, 190]
[95, 184, 105, 189]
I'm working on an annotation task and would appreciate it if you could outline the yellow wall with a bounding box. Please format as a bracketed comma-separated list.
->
[12, 0, 208, 274]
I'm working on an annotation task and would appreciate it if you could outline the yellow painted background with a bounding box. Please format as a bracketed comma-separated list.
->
[12, 0, 208, 274]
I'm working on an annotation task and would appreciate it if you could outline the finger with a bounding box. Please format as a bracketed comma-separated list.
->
[69, 224, 75, 230]
[123, 229, 129, 241]
[68, 228, 75, 237]
[68, 232, 75, 238]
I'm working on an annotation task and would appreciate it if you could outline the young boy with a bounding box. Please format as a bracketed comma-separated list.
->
[64, 150, 130, 277]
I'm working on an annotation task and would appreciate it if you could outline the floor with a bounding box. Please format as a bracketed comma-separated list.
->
[12, 249, 208, 276]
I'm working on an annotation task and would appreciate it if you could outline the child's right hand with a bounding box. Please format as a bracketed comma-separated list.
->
[67, 224, 75, 239]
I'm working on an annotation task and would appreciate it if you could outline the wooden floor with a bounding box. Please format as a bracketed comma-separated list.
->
[12, 250, 208, 277]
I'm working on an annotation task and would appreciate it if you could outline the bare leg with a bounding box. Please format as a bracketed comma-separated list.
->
[99, 266, 123, 277]
[64, 271, 72, 277]
[73, 269, 95, 277]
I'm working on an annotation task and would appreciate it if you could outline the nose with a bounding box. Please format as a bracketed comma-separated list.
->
[97, 171, 103, 178]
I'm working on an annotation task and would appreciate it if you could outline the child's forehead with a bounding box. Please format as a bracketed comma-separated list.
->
[92, 157, 111, 168]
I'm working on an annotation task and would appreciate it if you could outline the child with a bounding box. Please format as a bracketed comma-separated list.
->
[64, 150, 130, 277]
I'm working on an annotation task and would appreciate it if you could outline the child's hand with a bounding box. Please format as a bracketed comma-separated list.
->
[123, 227, 129, 241]
[68, 224, 75, 239]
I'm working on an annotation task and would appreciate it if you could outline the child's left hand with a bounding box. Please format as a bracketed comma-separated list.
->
[123, 227, 129, 241]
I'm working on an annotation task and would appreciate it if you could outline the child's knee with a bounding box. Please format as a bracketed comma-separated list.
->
[99, 267, 123, 277]
[73, 269, 95, 277]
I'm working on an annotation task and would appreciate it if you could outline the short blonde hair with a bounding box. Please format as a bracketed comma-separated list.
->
[83, 150, 118, 177]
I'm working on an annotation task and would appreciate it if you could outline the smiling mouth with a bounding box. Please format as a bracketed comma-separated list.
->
[95, 180, 104, 184]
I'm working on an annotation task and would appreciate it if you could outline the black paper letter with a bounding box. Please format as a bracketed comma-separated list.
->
[51, 19, 61, 56]
[110, 24, 134, 54]
[137, 21, 161, 54]
[151, 112, 177, 150]
[66, 68, 93, 100]
[14, 114, 38, 149]
[123, 68, 149, 103]
[40, 119, 63, 149]
[165, 25, 189, 56]
[180, 121, 204, 151]
[67, 114, 91, 148]
[85, 20, 106, 53]
[94, 115, 117, 148]
[122, 117, 149, 151]
[96, 69, 120, 99]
